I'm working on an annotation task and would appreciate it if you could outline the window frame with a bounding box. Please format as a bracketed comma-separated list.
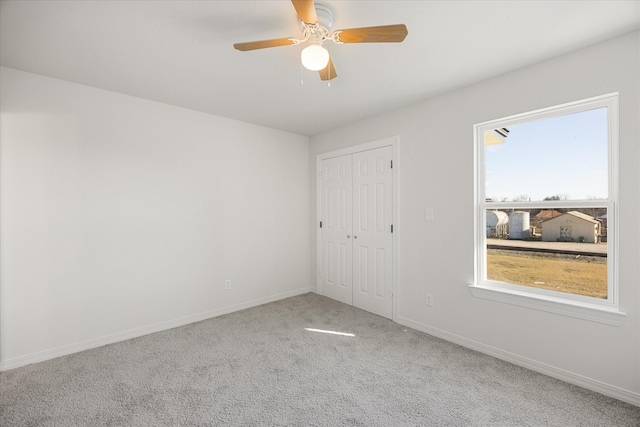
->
[471, 93, 625, 325]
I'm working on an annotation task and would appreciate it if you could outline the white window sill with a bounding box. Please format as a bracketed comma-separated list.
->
[468, 284, 627, 326]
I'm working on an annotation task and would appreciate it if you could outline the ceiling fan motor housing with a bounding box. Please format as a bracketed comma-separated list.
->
[299, 3, 334, 35]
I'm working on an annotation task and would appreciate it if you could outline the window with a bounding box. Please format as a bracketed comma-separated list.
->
[472, 94, 625, 325]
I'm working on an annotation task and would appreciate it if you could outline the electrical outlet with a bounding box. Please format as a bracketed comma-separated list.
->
[425, 293, 434, 307]
[225, 280, 231, 290]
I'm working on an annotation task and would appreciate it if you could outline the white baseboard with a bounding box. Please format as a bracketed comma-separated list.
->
[0, 287, 312, 372]
[396, 315, 640, 407]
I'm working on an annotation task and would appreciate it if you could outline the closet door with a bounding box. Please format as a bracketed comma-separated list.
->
[320, 155, 353, 305]
[352, 146, 393, 319]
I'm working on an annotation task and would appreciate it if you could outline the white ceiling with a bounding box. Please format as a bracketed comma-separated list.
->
[1, 1, 639, 136]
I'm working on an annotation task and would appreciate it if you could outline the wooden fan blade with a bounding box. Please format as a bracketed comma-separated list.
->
[319, 57, 337, 81]
[291, 0, 318, 25]
[234, 38, 296, 51]
[335, 24, 408, 43]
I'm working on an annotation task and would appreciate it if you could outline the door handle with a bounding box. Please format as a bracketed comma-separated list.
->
[347, 235, 351, 238]
[354, 236, 358, 239]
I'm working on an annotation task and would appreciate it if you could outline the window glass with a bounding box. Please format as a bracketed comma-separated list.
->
[485, 108, 608, 202]
[485, 207, 607, 299]
[475, 95, 616, 306]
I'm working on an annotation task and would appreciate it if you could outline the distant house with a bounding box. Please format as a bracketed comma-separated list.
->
[541, 211, 600, 243]
[529, 209, 563, 235]
[536, 210, 563, 221]
[597, 213, 608, 228]
[597, 213, 608, 242]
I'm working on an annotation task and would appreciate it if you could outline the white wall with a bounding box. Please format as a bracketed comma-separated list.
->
[0, 67, 310, 369]
[310, 31, 640, 404]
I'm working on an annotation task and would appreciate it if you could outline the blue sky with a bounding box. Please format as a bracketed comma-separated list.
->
[484, 107, 608, 202]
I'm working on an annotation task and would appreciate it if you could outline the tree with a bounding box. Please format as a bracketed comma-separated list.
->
[542, 194, 568, 213]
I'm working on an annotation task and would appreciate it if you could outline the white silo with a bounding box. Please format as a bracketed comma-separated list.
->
[508, 211, 530, 240]
[486, 211, 509, 238]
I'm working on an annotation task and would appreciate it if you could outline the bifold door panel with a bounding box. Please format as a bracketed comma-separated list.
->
[320, 155, 353, 306]
[320, 146, 393, 319]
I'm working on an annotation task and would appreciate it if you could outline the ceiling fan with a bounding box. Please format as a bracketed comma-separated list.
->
[233, 0, 408, 81]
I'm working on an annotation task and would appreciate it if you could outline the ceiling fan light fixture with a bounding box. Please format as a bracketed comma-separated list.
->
[301, 43, 329, 70]
[233, 0, 408, 81]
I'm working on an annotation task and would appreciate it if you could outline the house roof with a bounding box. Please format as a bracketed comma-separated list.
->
[544, 211, 600, 225]
[536, 210, 563, 218]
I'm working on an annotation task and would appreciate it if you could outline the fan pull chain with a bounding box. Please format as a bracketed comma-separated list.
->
[300, 63, 304, 86]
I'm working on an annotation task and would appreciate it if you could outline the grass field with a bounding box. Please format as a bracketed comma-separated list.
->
[486, 250, 607, 298]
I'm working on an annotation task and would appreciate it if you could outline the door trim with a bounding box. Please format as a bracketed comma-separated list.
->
[316, 136, 399, 321]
